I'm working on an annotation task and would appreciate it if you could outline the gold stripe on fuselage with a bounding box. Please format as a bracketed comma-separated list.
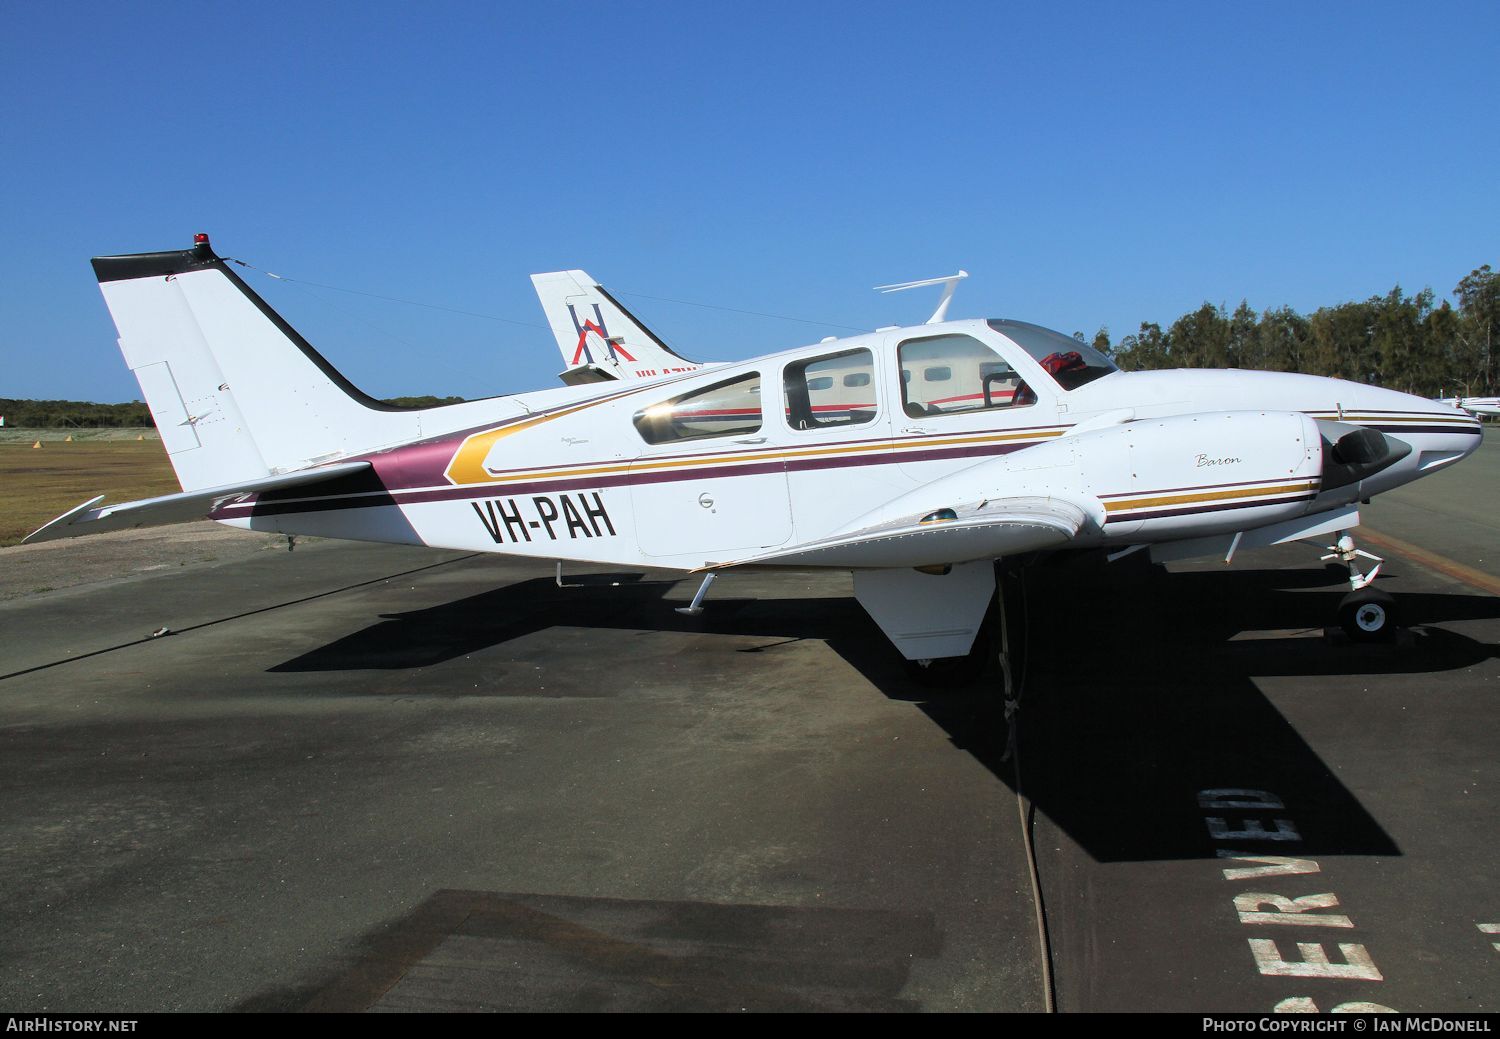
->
[453, 426, 1068, 487]
[1103, 480, 1318, 514]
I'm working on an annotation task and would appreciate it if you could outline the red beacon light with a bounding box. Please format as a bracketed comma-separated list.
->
[191, 232, 212, 256]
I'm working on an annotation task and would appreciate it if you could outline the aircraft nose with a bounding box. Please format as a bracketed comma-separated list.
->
[1395, 389, 1483, 467]
[1347, 384, 1482, 475]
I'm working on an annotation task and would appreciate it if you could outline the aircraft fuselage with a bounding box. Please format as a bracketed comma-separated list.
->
[215, 319, 1481, 572]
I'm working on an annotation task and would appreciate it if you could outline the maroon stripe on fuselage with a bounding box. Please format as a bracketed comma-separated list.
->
[222, 439, 1035, 519]
[366, 421, 1069, 492]
[1364, 424, 1481, 436]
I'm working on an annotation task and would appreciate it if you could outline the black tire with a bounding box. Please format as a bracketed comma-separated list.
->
[1337, 588, 1398, 643]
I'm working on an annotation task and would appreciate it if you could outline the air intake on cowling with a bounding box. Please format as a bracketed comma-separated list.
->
[1316, 421, 1411, 490]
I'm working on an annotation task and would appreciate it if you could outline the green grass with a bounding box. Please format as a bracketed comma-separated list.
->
[0, 439, 180, 546]
[0, 427, 160, 444]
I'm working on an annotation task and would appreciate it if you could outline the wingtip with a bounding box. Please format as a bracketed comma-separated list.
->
[22, 495, 107, 545]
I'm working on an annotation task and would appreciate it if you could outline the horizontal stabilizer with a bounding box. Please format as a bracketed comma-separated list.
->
[23, 461, 372, 545]
[710, 495, 1088, 570]
[557, 363, 623, 386]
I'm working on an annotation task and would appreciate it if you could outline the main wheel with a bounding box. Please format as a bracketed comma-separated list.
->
[1337, 588, 1398, 643]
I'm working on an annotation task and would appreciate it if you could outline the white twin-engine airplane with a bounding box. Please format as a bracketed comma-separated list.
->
[28, 236, 1483, 668]
[1436, 395, 1500, 419]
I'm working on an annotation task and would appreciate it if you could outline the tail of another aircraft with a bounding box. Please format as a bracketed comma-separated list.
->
[91, 234, 482, 493]
[531, 270, 701, 385]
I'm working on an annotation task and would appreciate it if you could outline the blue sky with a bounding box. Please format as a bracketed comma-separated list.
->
[2, 1, 1495, 403]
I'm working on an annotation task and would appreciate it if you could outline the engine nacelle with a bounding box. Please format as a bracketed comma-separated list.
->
[854, 411, 1328, 546]
[844, 410, 1409, 553]
[1074, 411, 1324, 541]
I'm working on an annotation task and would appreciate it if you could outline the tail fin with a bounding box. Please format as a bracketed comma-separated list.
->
[530, 270, 700, 385]
[94, 235, 428, 492]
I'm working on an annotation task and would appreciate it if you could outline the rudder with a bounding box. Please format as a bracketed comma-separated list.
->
[94, 235, 426, 491]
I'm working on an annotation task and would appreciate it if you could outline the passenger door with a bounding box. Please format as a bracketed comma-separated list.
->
[778, 345, 903, 542]
[628, 370, 793, 560]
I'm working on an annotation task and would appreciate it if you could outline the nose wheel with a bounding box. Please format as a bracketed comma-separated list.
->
[1322, 532, 1400, 643]
[1337, 587, 1399, 643]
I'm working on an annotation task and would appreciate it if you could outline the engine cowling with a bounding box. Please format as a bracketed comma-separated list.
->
[848, 411, 1327, 545]
[1076, 411, 1324, 540]
[839, 410, 1382, 550]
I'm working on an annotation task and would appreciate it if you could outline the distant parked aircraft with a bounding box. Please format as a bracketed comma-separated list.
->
[1436, 395, 1500, 419]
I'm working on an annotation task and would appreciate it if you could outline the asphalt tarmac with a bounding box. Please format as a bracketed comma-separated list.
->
[0, 431, 1495, 1012]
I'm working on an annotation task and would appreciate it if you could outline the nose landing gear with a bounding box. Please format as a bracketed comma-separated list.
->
[1322, 532, 1399, 642]
[1337, 589, 1398, 642]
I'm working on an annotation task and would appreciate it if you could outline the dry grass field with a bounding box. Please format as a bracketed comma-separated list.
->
[0, 436, 178, 545]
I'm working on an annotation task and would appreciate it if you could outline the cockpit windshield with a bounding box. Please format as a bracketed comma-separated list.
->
[987, 319, 1117, 391]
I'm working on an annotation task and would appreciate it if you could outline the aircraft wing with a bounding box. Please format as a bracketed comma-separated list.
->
[22, 461, 373, 545]
[708, 495, 1091, 570]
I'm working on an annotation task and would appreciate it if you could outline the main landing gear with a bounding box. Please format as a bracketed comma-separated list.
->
[905, 626, 993, 687]
[1321, 531, 1400, 643]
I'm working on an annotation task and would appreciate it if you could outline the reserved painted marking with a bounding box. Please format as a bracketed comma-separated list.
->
[1272, 998, 1398, 1013]
[1248, 939, 1382, 980]
[1234, 892, 1354, 929]
[1220, 856, 1321, 881]
[1198, 788, 1395, 1011]
[1479, 922, 1500, 952]
[1206, 816, 1302, 842]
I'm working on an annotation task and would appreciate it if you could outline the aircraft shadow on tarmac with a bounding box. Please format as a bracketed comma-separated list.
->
[271, 555, 1498, 864]
[239, 888, 943, 1012]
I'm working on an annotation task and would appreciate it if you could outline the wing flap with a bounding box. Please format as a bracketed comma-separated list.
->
[22, 461, 373, 545]
[709, 495, 1090, 569]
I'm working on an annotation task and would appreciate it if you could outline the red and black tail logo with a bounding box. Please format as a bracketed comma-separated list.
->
[567, 304, 638, 366]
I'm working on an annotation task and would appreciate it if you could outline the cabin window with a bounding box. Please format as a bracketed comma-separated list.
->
[898, 334, 1033, 418]
[634, 372, 762, 444]
[986, 319, 1117, 391]
[784, 348, 878, 430]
